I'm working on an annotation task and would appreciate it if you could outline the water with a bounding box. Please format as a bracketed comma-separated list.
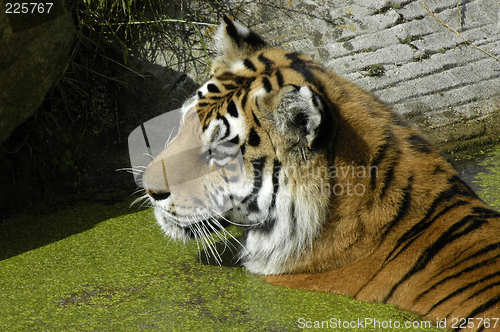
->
[0, 145, 498, 331]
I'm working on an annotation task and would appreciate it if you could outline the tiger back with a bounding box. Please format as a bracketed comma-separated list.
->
[141, 17, 500, 331]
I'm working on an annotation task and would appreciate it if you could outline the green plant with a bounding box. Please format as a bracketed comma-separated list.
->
[52, 149, 75, 173]
[70, 0, 217, 67]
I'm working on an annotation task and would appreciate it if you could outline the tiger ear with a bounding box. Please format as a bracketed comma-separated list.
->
[271, 85, 325, 149]
[214, 16, 267, 61]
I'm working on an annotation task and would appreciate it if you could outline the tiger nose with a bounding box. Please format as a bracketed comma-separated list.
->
[145, 187, 171, 201]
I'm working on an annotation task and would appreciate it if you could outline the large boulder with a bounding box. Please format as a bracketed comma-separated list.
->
[0, 0, 74, 143]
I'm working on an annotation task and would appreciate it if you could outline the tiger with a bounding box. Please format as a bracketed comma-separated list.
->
[140, 17, 500, 331]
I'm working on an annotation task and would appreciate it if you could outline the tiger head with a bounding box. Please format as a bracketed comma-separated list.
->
[142, 17, 403, 275]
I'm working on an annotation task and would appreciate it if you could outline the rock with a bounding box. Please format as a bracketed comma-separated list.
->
[0, 0, 74, 143]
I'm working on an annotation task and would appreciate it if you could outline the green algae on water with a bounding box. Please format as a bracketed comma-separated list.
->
[0, 198, 444, 331]
[473, 145, 500, 210]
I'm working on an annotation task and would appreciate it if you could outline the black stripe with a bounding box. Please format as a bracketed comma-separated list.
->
[447, 242, 500, 272]
[371, 142, 393, 176]
[197, 91, 203, 99]
[424, 271, 500, 315]
[384, 175, 484, 262]
[432, 165, 446, 175]
[391, 112, 410, 127]
[244, 157, 267, 212]
[290, 202, 297, 237]
[448, 175, 479, 199]
[379, 176, 413, 240]
[205, 95, 223, 101]
[224, 16, 241, 46]
[276, 69, 284, 87]
[253, 160, 278, 233]
[352, 179, 412, 296]
[206, 109, 213, 119]
[227, 100, 238, 118]
[223, 84, 238, 90]
[241, 92, 249, 110]
[258, 53, 274, 71]
[248, 128, 261, 146]
[235, 76, 255, 86]
[262, 77, 273, 93]
[207, 83, 220, 93]
[228, 135, 239, 145]
[245, 30, 267, 48]
[217, 71, 236, 80]
[378, 152, 400, 199]
[244, 58, 257, 72]
[370, 143, 389, 187]
[369, 129, 396, 192]
[398, 175, 480, 244]
[471, 206, 500, 218]
[383, 215, 487, 302]
[421, 262, 500, 312]
[217, 115, 231, 140]
[464, 293, 500, 324]
[252, 112, 261, 127]
[255, 216, 277, 233]
[408, 134, 431, 153]
[202, 110, 212, 131]
[252, 157, 266, 189]
[270, 159, 281, 208]
[386, 200, 470, 264]
[285, 52, 326, 96]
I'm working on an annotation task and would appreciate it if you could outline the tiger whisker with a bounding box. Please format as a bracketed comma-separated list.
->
[201, 212, 236, 259]
[164, 126, 178, 148]
[195, 215, 222, 265]
[190, 217, 208, 262]
[208, 209, 247, 256]
[210, 208, 247, 227]
[131, 187, 146, 196]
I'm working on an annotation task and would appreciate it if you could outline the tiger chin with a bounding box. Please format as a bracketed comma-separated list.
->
[141, 17, 500, 331]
